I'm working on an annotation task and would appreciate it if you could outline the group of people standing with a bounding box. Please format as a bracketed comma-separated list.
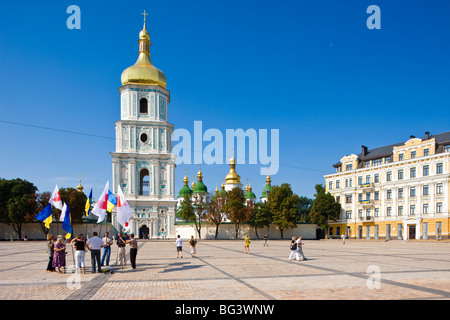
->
[45, 232, 138, 274]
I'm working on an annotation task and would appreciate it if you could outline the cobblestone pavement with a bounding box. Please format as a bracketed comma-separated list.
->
[1, 239, 449, 300]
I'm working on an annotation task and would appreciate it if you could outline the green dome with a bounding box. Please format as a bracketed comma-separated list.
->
[261, 184, 272, 198]
[193, 181, 208, 193]
[245, 190, 256, 199]
[218, 189, 227, 197]
[178, 185, 193, 198]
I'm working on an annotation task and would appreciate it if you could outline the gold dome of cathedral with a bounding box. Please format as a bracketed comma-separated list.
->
[121, 17, 167, 88]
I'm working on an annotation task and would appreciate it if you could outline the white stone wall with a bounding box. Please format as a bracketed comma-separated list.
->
[175, 223, 318, 240]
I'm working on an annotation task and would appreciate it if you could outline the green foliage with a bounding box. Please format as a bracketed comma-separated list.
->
[224, 187, 246, 239]
[0, 178, 38, 239]
[267, 183, 299, 238]
[248, 201, 271, 238]
[309, 184, 341, 234]
[178, 194, 195, 223]
[297, 196, 313, 223]
[59, 188, 87, 225]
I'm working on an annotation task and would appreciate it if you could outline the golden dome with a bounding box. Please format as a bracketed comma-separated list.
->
[225, 157, 242, 185]
[121, 20, 167, 88]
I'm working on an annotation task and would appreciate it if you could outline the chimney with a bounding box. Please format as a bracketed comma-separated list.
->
[425, 131, 430, 139]
[361, 145, 368, 157]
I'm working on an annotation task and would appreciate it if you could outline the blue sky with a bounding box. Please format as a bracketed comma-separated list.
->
[0, 0, 449, 200]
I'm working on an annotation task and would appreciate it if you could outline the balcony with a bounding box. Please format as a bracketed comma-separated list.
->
[359, 199, 373, 206]
[359, 183, 374, 191]
[358, 216, 373, 222]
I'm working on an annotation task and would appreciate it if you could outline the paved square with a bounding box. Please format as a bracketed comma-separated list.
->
[1, 239, 450, 300]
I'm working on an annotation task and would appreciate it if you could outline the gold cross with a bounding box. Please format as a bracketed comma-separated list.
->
[141, 10, 148, 23]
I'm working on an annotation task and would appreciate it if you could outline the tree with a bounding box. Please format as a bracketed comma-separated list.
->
[0, 178, 38, 239]
[309, 184, 341, 237]
[178, 194, 195, 223]
[225, 187, 246, 239]
[248, 201, 271, 239]
[59, 188, 87, 225]
[296, 196, 313, 223]
[268, 183, 299, 239]
[206, 192, 227, 239]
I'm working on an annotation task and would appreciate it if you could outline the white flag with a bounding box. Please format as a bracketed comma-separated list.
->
[49, 185, 63, 211]
[91, 181, 109, 223]
[60, 202, 68, 222]
[116, 186, 133, 227]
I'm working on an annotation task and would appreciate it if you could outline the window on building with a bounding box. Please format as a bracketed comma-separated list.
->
[374, 173, 380, 183]
[365, 175, 371, 184]
[387, 171, 392, 181]
[410, 167, 416, 178]
[345, 210, 352, 219]
[374, 208, 379, 217]
[423, 203, 429, 214]
[387, 189, 392, 200]
[365, 161, 370, 168]
[444, 145, 450, 153]
[410, 186, 416, 197]
[345, 179, 348, 188]
[345, 194, 352, 203]
[329, 181, 333, 190]
[358, 209, 363, 218]
[349, 178, 352, 187]
[336, 196, 340, 203]
[139, 98, 148, 114]
[385, 156, 392, 163]
[411, 151, 416, 159]
[346, 164, 352, 171]
[398, 206, 403, 216]
[374, 191, 380, 200]
[358, 193, 363, 202]
[386, 207, 392, 216]
[372, 159, 382, 166]
[336, 180, 340, 189]
[366, 209, 371, 217]
[358, 176, 363, 185]
[366, 192, 371, 201]
[398, 170, 404, 180]
[424, 148, 429, 156]
[423, 184, 429, 196]
[398, 188, 404, 199]
[436, 183, 443, 194]
[139, 168, 150, 195]
[423, 165, 429, 176]
[410, 205, 416, 216]
[436, 202, 443, 213]
[437, 163, 443, 174]
[399, 153, 404, 161]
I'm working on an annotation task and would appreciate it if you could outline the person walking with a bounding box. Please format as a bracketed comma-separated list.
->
[289, 237, 300, 261]
[189, 235, 197, 258]
[53, 236, 66, 273]
[176, 235, 183, 258]
[125, 233, 138, 269]
[263, 234, 268, 247]
[101, 232, 113, 266]
[46, 235, 55, 272]
[86, 232, 103, 273]
[342, 234, 346, 244]
[296, 235, 307, 260]
[72, 234, 86, 274]
[116, 233, 127, 267]
[244, 235, 251, 254]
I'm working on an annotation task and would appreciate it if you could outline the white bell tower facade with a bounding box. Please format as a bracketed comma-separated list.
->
[111, 14, 176, 239]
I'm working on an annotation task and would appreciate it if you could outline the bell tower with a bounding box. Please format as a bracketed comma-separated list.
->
[111, 12, 176, 238]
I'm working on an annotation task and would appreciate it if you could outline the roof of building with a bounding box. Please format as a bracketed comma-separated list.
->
[333, 131, 450, 168]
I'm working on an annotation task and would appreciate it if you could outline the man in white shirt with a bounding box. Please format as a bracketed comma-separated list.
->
[87, 232, 103, 273]
[296, 235, 307, 261]
[101, 232, 113, 266]
[176, 235, 183, 258]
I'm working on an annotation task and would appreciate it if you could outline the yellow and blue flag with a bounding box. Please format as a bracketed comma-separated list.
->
[85, 189, 92, 217]
[35, 204, 53, 229]
[61, 203, 72, 239]
[107, 190, 117, 212]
